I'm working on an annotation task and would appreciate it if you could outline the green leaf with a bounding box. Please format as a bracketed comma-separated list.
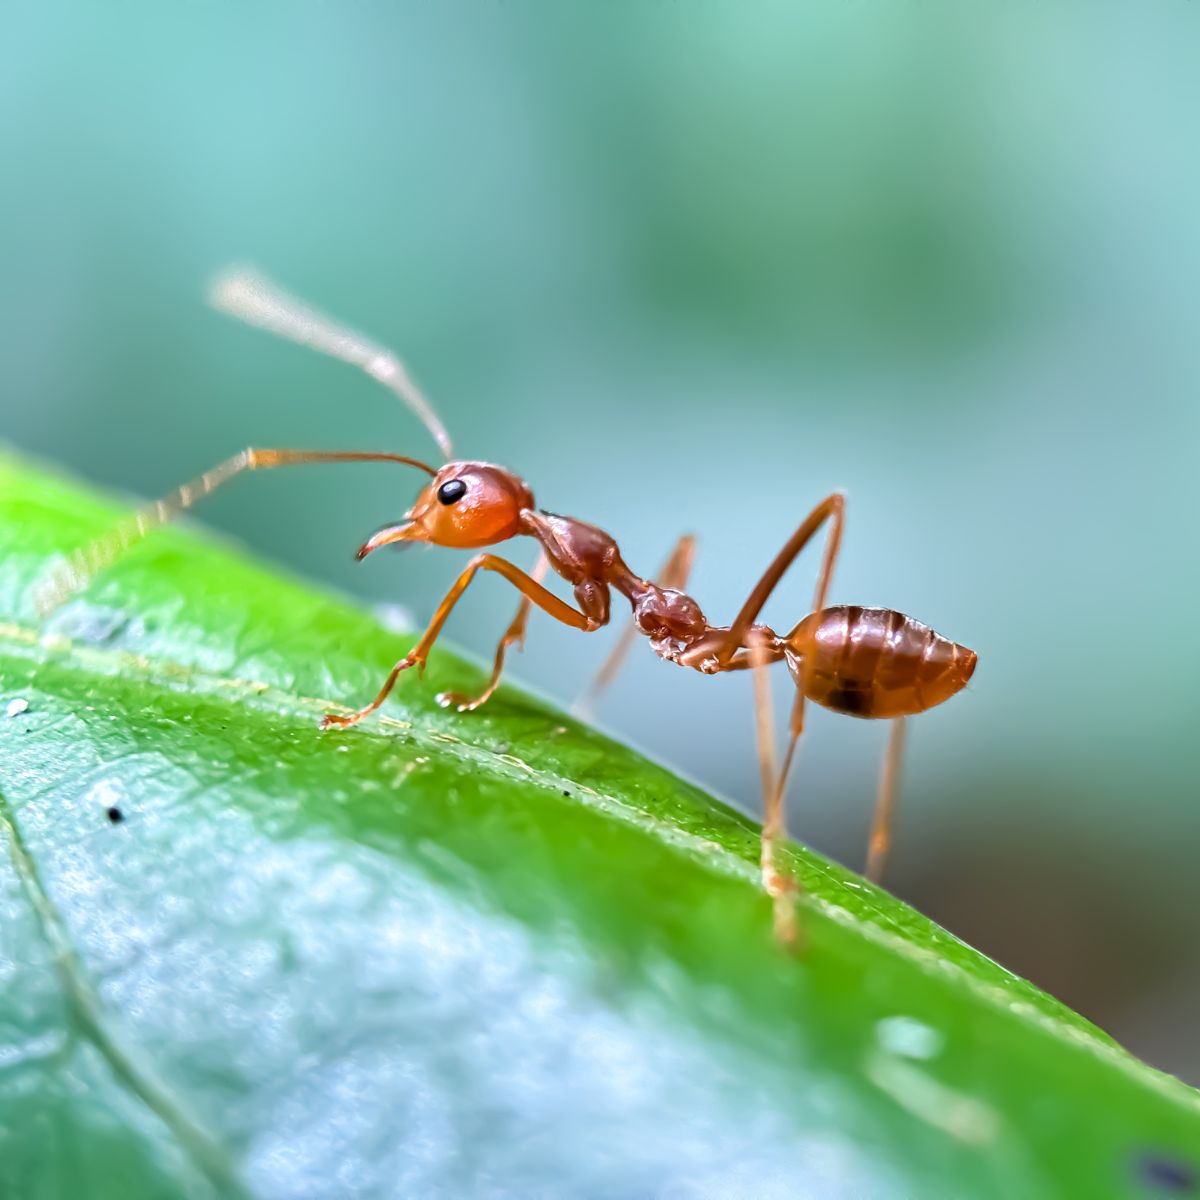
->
[0, 449, 1196, 1199]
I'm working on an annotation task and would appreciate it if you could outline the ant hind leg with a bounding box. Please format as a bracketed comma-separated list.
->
[865, 717, 907, 884]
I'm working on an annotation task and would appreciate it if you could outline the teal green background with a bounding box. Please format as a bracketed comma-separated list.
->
[2, 2, 1198, 1084]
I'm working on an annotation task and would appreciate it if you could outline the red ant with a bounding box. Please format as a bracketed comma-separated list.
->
[37, 267, 977, 944]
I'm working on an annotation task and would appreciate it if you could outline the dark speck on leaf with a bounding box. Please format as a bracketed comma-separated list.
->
[562, 790, 570, 798]
[106, 806, 125, 824]
[1135, 1151, 1197, 1193]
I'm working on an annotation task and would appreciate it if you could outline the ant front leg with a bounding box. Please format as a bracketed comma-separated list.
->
[436, 552, 549, 712]
[321, 554, 602, 730]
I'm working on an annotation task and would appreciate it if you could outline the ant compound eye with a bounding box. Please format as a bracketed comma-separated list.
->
[437, 479, 468, 506]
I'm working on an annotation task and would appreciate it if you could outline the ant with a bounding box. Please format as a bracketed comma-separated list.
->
[37, 267, 977, 945]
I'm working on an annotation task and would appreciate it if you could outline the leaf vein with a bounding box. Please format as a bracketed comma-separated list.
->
[0, 782, 250, 1198]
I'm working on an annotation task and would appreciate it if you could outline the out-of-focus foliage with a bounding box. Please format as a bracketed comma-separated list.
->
[1, 3, 1198, 1081]
[2, 453, 1199, 1199]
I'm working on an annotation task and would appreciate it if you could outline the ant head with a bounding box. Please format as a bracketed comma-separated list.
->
[357, 461, 534, 557]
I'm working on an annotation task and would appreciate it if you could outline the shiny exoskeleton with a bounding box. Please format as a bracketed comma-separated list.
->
[40, 267, 977, 947]
[788, 605, 977, 720]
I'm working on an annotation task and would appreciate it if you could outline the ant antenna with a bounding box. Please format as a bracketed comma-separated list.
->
[209, 266, 454, 461]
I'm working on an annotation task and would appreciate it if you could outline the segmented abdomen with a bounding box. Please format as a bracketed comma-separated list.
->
[792, 606, 976, 719]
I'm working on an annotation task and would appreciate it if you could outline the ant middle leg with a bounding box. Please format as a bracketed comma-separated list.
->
[719, 492, 845, 669]
[717, 494, 844, 933]
[749, 630, 803, 946]
[436, 552, 549, 712]
[574, 533, 696, 717]
[321, 554, 602, 729]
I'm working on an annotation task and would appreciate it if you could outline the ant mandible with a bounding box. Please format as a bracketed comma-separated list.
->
[37, 267, 977, 945]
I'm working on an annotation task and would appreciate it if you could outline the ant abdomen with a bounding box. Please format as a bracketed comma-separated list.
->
[787, 605, 976, 720]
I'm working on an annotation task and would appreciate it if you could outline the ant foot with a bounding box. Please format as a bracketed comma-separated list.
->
[319, 711, 362, 730]
[436, 690, 482, 713]
[762, 867, 794, 898]
[762, 867, 802, 949]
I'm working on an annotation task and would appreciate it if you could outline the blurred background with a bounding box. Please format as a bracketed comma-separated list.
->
[3, 3, 1198, 1083]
